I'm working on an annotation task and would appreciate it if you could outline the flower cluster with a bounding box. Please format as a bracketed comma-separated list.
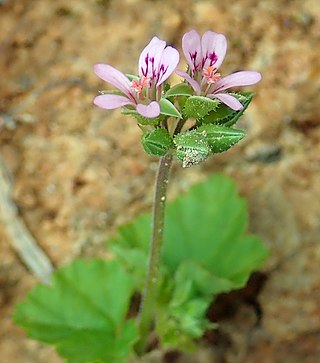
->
[176, 30, 261, 110]
[94, 30, 261, 116]
[94, 30, 262, 167]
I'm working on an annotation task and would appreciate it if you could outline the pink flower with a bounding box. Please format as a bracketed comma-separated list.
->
[176, 30, 262, 110]
[94, 37, 179, 118]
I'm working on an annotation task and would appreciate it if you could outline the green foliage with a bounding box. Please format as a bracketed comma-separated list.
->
[173, 125, 245, 167]
[110, 174, 268, 349]
[142, 128, 174, 156]
[197, 124, 245, 153]
[164, 83, 194, 97]
[200, 92, 253, 126]
[15, 176, 267, 359]
[183, 96, 220, 119]
[174, 130, 210, 168]
[159, 98, 182, 118]
[14, 260, 138, 363]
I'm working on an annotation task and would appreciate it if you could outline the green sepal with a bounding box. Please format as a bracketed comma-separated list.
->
[122, 107, 165, 125]
[198, 124, 245, 153]
[200, 92, 254, 126]
[159, 98, 182, 118]
[142, 128, 174, 156]
[183, 96, 220, 119]
[126, 74, 139, 81]
[164, 83, 194, 97]
[174, 130, 210, 168]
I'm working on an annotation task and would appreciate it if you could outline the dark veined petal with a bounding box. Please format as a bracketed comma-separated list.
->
[138, 37, 166, 79]
[201, 31, 227, 70]
[182, 30, 202, 73]
[157, 46, 180, 86]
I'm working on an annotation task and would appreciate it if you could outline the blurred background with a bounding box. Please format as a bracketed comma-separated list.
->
[0, 0, 319, 362]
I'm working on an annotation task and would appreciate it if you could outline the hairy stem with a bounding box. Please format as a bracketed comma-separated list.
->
[136, 153, 173, 355]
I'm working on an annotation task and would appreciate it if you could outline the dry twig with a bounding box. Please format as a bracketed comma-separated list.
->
[0, 156, 53, 284]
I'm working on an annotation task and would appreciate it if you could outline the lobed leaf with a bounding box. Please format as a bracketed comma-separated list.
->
[111, 174, 267, 289]
[110, 174, 268, 350]
[162, 175, 267, 278]
[14, 260, 138, 363]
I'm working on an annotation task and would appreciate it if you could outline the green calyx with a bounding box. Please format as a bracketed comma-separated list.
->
[197, 124, 246, 153]
[142, 128, 174, 156]
[174, 130, 210, 168]
[173, 125, 245, 167]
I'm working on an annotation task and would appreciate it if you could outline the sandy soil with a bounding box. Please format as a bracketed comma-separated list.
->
[1, 0, 320, 362]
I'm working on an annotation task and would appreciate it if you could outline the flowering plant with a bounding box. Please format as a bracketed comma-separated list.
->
[14, 30, 267, 363]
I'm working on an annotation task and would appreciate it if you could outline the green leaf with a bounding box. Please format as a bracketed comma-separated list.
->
[164, 83, 194, 97]
[201, 92, 254, 126]
[142, 128, 174, 157]
[111, 174, 267, 289]
[159, 98, 182, 118]
[183, 96, 220, 119]
[122, 107, 165, 126]
[162, 175, 268, 281]
[198, 124, 245, 154]
[14, 260, 138, 363]
[174, 130, 210, 168]
[109, 214, 151, 289]
[109, 174, 268, 349]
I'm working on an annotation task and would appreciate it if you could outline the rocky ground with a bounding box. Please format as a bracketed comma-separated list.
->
[0, 0, 319, 362]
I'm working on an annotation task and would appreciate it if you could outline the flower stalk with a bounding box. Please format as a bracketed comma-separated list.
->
[136, 152, 173, 355]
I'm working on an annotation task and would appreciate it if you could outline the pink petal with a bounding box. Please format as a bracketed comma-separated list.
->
[201, 31, 227, 70]
[175, 70, 201, 95]
[94, 64, 133, 99]
[138, 37, 166, 78]
[182, 30, 202, 73]
[136, 101, 161, 118]
[208, 93, 243, 111]
[157, 46, 180, 86]
[212, 71, 262, 93]
[93, 94, 135, 109]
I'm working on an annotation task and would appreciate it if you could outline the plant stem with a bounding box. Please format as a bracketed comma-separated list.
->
[136, 153, 173, 355]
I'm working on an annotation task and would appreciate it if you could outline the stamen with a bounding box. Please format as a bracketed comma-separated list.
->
[202, 66, 221, 84]
[131, 76, 151, 93]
